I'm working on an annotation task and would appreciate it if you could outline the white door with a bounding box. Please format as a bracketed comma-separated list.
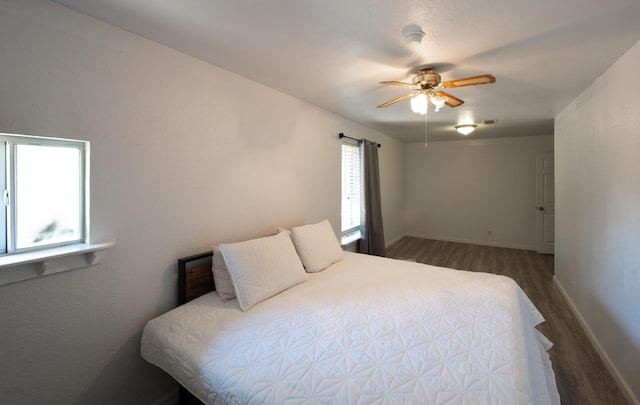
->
[536, 154, 554, 254]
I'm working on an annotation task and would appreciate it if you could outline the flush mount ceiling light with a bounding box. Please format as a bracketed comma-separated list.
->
[402, 24, 425, 46]
[455, 124, 477, 135]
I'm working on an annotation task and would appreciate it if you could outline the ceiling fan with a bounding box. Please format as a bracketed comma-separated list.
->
[377, 67, 496, 114]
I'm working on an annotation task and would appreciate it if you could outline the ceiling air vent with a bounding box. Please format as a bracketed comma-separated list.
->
[484, 120, 497, 125]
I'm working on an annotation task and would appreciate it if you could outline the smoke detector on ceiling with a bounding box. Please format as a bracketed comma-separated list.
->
[402, 24, 425, 46]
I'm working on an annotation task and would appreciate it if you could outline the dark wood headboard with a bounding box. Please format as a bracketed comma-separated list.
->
[178, 251, 215, 305]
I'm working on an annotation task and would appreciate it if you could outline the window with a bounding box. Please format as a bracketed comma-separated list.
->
[0, 133, 88, 255]
[341, 141, 361, 243]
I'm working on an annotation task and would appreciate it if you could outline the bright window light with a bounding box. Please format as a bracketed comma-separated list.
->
[15, 145, 82, 249]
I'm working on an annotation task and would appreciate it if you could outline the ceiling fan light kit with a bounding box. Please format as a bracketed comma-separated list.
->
[430, 94, 446, 111]
[455, 124, 477, 135]
[410, 93, 428, 115]
[409, 92, 447, 115]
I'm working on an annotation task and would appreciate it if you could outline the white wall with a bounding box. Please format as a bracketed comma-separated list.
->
[405, 135, 554, 250]
[555, 39, 640, 404]
[0, 1, 406, 403]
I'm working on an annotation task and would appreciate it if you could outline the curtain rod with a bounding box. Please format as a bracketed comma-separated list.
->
[338, 133, 381, 148]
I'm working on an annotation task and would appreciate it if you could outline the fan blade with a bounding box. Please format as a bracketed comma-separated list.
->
[380, 81, 420, 89]
[438, 91, 464, 107]
[442, 74, 496, 88]
[377, 93, 415, 108]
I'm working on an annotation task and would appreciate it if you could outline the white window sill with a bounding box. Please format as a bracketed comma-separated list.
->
[0, 241, 115, 286]
[341, 230, 361, 246]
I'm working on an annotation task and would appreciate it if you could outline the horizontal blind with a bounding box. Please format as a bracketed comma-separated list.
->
[341, 143, 361, 233]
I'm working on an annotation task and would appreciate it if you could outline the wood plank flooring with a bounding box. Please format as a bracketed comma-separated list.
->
[386, 236, 629, 405]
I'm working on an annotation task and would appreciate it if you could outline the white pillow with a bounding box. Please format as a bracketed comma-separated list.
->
[211, 246, 235, 301]
[220, 232, 308, 311]
[212, 229, 293, 301]
[290, 219, 344, 273]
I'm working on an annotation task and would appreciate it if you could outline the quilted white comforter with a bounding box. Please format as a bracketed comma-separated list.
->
[141, 252, 560, 404]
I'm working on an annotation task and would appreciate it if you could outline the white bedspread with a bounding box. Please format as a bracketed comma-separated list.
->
[141, 252, 560, 404]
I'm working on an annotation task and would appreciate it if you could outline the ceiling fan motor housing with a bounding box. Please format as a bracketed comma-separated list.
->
[412, 68, 441, 89]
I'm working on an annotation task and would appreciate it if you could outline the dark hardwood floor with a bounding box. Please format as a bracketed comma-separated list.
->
[386, 236, 629, 405]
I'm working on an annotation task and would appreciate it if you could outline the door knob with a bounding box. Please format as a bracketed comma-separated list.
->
[538, 206, 544, 211]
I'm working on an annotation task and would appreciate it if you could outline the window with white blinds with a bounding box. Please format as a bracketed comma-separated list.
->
[341, 142, 361, 240]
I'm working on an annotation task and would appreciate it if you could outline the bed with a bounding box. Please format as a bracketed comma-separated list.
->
[141, 221, 560, 404]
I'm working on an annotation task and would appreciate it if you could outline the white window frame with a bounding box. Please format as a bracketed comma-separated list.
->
[341, 139, 362, 245]
[0, 133, 113, 286]
[1, 133, 88, 254]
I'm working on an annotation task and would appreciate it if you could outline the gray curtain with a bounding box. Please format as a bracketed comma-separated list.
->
[358, 140, 386, 256]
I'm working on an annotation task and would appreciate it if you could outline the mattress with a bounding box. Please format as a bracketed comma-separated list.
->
[141, 252, 560, 404]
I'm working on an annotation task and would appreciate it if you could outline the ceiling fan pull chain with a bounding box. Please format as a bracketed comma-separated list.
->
[424, 115, 428, 149]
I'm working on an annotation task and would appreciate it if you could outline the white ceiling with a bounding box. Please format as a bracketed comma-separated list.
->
[51, 0, 640, 143]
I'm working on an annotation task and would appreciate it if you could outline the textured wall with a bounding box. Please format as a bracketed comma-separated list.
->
[0, 1, 406, 403]
[555, 39, 640, 403]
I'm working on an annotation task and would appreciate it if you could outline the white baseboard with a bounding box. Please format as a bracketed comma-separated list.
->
[385, 233, 407, 248]
[404, 233, 537, 251]
[552, 276, 639, 405]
